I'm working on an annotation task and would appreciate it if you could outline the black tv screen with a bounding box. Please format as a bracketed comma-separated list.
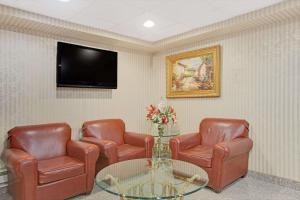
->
[56, 42, 117, 89]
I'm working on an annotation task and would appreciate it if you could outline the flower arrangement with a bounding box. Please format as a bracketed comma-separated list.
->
[146, 101, 176, 136]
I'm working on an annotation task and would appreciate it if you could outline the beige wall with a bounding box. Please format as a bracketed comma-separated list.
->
[1, 18, 299, 182]
[152, 19, 300, 182]
[0, 30, 153, 164]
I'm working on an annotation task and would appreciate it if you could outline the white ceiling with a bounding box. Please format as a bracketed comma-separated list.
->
[0, 0, 283, 42]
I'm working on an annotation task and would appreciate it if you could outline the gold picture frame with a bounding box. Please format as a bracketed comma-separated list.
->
[166, 45, 220, 98]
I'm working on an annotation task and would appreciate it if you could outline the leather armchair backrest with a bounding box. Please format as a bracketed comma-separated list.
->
[8, 123, 71, 160]
[199, 118, 249, 146]
[82, 119, 125, 145]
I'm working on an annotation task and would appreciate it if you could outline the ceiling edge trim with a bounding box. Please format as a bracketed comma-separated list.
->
[0, 4, 154, 53]
[0, 0, 299, 53]
[153, 0, 300, 52]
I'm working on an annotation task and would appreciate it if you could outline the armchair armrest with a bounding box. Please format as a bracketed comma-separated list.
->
[124, 132, 154, 158]
[4, 148, 37, 200]
[67, 140, 99, 193]
[81, 137, 118, 164]
[213, 138, 253, 160]
[67, 140, 99, 166]
[169, 133, 201, 159]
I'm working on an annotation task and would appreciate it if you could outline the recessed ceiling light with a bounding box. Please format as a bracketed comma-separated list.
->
[58, 0, 71, 2]
[143, 20, 155, 28]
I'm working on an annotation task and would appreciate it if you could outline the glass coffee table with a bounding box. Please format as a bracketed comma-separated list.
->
[96, 158, 208, 200]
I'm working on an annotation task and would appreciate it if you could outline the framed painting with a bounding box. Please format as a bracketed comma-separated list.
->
[166, 45, 220, 98]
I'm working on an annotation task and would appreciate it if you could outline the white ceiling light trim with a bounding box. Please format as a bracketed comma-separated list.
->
[143, 20, 155, 28]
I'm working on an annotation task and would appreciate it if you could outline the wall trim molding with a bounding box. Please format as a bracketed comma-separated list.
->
[248, 170, 300, 191]
[0, 0, 299, 53]
[0, 169, 7, 188]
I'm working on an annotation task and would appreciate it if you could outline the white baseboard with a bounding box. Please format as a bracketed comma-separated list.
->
[248, 170, 300, 191]
[0, 169, 7, 188]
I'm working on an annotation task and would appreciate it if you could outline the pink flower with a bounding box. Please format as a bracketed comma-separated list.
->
[172, 114, 176, 123]
[146, 105, 156, 120]
[147, 104, 156, 113]
[162, 115, 168, 124]
[146, 103, 176, 125]
[169, 106, 174, 113]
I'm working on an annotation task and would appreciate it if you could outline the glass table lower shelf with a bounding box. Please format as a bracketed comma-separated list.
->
[96, 158, 208, 200]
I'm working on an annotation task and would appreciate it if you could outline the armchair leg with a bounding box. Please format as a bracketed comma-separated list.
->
[241, 172, 248, 178]
[86, 191, 93, 195]
[214, 188, 222, 193]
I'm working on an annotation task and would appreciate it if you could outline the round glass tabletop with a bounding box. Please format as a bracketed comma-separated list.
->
[95, 158, 208, 200]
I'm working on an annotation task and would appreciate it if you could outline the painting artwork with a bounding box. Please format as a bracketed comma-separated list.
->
[166, 45, 220, 98]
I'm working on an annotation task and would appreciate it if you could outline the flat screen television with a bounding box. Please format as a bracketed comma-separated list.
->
[56, 42, 117, 89]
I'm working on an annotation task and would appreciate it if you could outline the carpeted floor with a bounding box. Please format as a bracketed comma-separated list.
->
[1, 176, 299, 200]
[72, 176, 300, 200]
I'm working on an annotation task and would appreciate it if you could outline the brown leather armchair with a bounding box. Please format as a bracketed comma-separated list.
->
[4, 123, 99, 200]
[81, 119, 154, 172]
[170, 118, 253, 192]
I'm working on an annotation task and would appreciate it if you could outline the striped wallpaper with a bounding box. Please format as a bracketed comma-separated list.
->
[0, 1, 299, 183]
[0, 30, 153, 168]
[152, 18, 300, 182]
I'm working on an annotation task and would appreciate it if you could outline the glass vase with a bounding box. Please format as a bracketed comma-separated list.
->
[152, 124, 170, 158]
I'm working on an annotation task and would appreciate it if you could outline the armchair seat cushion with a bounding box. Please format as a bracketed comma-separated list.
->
[117, 144, 145, 162]
[178, 145, 213, 168]
[38, 156, 84, 185]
